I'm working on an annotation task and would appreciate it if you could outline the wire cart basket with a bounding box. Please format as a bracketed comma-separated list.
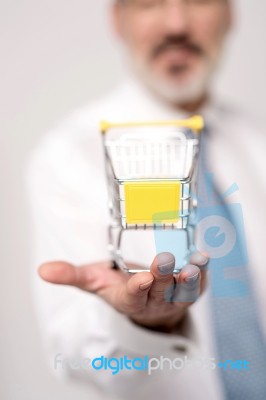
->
[99, 116, 204, 274]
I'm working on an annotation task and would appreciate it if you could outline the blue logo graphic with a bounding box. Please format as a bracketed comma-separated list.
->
[195, 202, 249, 298]
[153, 172, 250, 300]
[205, 226, 226, 248]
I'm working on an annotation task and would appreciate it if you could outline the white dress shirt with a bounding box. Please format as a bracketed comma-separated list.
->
[27, 76, 266, 400]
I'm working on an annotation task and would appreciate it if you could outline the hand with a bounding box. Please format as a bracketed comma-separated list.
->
[38, 252, 208, 333]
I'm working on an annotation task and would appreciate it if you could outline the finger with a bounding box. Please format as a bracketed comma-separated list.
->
[189, 251, 209, 290]
[39, 261, 81, 285]
[148, 252, 175, 304]
[114, 271, 154, 314]
[189, 252, 209, 270]
[172, 264, 200, 305]
[38, 260, 117, 292]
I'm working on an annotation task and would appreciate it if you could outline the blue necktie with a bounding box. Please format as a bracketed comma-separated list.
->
[197, 129, 266, 400]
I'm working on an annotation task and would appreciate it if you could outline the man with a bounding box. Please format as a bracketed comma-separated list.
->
[28, 1, 266, 399]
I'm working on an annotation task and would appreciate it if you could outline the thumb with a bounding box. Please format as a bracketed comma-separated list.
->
[38, 260, 125, 294]
[38, 261, 82, 286]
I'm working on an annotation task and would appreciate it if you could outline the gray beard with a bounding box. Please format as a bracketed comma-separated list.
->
[128, 53, 219, 106]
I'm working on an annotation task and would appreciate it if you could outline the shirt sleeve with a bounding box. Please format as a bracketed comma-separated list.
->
[26, 126, 200, 397]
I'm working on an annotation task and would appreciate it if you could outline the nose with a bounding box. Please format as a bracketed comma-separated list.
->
[162, 1, 190, 35]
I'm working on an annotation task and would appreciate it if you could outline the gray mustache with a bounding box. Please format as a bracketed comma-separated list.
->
[152, 37, 203, 59]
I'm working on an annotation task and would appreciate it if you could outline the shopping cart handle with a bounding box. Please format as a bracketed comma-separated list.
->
[99, 115, 204, 135]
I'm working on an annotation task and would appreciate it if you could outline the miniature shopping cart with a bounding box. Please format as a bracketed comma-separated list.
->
[99, 116, 204, 274]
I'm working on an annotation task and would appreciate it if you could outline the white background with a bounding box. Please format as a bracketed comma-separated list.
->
[0, 0, 265, 399]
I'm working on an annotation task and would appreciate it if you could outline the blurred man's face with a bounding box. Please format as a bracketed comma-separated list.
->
[113, 0, 231, 106]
